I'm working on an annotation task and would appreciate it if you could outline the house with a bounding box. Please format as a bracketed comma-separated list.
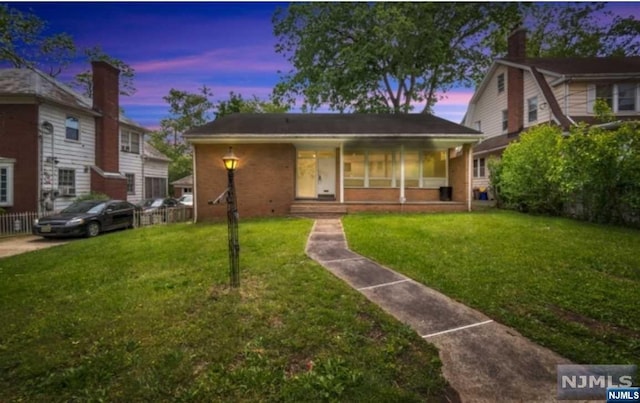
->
[184, 113, 482, 221]
[463, 28, 640, 191]
[0, 62, 170, 214]
[171, 174, 193, 198]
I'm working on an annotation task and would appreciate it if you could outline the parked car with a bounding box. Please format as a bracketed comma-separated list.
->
[33, 200, 139, 238]
[178, 194, 193, 207]
[139, 197, 179, 213]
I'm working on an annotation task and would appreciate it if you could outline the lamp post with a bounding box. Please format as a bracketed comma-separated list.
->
[222, 147, 240, 288]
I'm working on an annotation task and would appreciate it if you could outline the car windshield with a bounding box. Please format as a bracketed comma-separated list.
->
[61, 201, 106, 214]
[142, 199, 163, 207]
[180, 195, 192, 202]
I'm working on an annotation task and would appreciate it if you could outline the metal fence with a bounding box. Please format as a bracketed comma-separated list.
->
[0, 207, 194, 238]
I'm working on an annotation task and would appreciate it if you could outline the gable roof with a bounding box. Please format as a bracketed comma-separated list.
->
[186, 113, 482, 140]
[171, 174, 193, 186]
[0, 67, 148, 132]
[503, 56, 640, 77]
[143, 142, 171, 162]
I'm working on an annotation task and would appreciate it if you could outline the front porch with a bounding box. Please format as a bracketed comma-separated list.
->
[289, 200, 467, 218]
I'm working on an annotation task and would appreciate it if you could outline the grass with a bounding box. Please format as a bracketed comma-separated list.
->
[342, 210, 640, 368]
[0, 219, 448, 402]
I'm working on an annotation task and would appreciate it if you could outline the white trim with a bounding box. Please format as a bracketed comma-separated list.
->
[422, 320, 493, 338]
[339, 143, 344, 203]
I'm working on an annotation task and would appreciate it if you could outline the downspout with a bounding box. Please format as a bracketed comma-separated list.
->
[399, 145, 405, 203]
[339, 142, 344, 204]
[141, 135, 146, 201]
[192, 144, 198, 222]
[467, 144, 473, 212]
[37, 107, 43, 216]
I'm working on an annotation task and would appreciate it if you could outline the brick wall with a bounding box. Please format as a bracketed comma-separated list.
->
[194, 143, 296, 221]
[90, 169, 127, 200]
[92, 61, 121, 174]
[449, 145, 470, 202]
[0, 104, 39, 212]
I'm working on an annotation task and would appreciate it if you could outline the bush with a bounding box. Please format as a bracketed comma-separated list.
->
[496, 125, 564, 214]
[491, 121, 640, 227]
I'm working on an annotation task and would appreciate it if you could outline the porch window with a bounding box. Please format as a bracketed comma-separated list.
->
[474, 158, 486, 178]
[422, 151, 447, 188]
[401, 151, 420, 187]
[368, 151, 394, 187]
[344, 152, 365, 187]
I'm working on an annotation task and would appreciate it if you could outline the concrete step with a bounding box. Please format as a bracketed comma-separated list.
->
[290, 202, 347, 218]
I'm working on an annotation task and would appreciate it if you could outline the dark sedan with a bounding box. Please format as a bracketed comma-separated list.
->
[33, 200, 138, 238]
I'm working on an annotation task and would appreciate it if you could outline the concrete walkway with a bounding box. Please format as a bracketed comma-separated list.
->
[306, 218, 573, 402]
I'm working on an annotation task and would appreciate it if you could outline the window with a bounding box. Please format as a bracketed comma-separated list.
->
[502, 110, 508, 131]
[527, 96, 538, 122]
[65, 116, 79, 141]
[497, 73, 505, 93]
[618, 83, 636, 111]
[121, 130, 141, 154]
[473, 158, 486, 178]
[588, 83, 638, 113]
[58, 168, 76, 196]
[0, 160, 15, 206]
[125, 173, 135, 194]
[145, 177, 167, 198]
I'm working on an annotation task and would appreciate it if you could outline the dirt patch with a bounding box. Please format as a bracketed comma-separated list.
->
[0, 235, 69, 258]
[548, 304, 639, 339]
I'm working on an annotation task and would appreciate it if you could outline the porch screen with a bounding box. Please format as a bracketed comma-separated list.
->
[368, 152, 394, 187]
[422, 151, 447, 188]
[344, 152, 365, 187]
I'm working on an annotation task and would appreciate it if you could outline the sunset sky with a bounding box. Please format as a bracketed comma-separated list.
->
[7, 2, 640, 130]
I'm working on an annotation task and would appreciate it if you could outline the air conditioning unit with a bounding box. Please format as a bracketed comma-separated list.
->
[121, 145, 130, 152]
[59, 186, 76, 197]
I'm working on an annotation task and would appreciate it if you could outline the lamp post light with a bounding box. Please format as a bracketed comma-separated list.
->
[222, 147, 240, 288]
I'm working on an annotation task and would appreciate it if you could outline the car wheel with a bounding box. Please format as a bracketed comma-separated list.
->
[86, 221, 100, 237]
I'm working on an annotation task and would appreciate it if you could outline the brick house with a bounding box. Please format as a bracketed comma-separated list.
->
[0, 62, 169, 214]
[184, 113, 482, 221]
[463, 28, 640, 192]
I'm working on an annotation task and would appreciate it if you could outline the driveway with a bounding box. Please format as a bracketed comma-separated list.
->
[0, 236, 69, 258]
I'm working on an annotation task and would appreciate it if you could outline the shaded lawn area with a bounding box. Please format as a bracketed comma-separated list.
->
[343, 210, 640, 368]
[0, 219, 449, 402]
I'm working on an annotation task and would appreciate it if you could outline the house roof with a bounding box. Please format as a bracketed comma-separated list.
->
[0, 67, 148, 132]
[171, 174, 193, 186]
[186, 113, 482, 140]
[143, 142, 171, 162]
[502, 56, 640, 76]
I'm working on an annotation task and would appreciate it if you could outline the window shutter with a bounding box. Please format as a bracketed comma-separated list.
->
[587, 84, 595, 113]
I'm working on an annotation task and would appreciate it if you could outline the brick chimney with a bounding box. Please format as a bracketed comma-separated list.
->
[507, 27, 526, 134]
[90, 61, 127, 199]
[92, 61, 120, 172]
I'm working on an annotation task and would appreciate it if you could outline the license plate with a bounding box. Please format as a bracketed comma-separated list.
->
[41, 224, 52, 233]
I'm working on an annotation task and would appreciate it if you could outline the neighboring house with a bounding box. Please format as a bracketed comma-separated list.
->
[463, 28, 640, 191]
[184, 113, 482, 221]
[171, 174, 193, 198]
[0, 62, 170, 213]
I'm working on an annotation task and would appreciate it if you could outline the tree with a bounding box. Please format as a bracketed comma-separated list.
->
[161, 86, 215, 147]
[0, 4, 76, 76]
[215, 91, 290, 119]
[505, 3, 640, 58]
[272, 2, 520, 113]
[273, 3, 640, 113]
[71, 46, 136, 97]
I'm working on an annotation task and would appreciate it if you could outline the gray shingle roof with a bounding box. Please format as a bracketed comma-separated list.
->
[143, 142, 171, 162]
[186, 113, 482, 138]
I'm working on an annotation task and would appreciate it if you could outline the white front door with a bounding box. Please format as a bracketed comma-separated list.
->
[317, 151, 335, 197]
[296, 149, 336, 198]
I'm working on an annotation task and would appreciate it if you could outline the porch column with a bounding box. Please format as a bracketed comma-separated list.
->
[399, 145, 406, 203]
[467, 144, 473, 212]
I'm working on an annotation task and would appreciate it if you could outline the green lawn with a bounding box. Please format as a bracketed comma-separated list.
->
[0, 219, 448, 402]
[343, 210, 640, 367]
